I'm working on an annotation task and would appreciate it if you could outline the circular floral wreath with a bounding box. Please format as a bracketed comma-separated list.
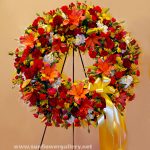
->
[12, 2, 140, 128]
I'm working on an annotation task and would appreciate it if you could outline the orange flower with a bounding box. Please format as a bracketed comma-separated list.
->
[64, 7, 85, 26]
[20, 33, 36, 48]
[96, 58, 114, 76]
[68, 82, 89, 103]
[86, 34, 101, 50]
[41, 63, 59, 83]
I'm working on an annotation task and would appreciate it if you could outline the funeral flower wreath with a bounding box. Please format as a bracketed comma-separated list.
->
[12, 2, 141, 128]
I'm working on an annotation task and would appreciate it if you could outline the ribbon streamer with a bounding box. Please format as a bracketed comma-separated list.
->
[88, 76, 127, 150]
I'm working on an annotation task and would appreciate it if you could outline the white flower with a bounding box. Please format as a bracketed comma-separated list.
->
[61, 12, 67, 19]
[120, 75, 133, 88]
[125, 35, 132, 44]
[43, 52, 54, 64]
[88, 109, 94, 119]
[49, 32, 54, 43]
[67, 115, 75, 124]
[74, 34, 85, 46]
[96, 21, 108, 33]
[52, 78, 62, 89]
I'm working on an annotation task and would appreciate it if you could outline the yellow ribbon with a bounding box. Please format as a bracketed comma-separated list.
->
[88, 77, 127, 150]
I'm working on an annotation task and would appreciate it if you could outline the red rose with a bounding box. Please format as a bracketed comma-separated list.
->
[115, 31, 126, 40]
[38, 28, 45, 35]
[53, 15, 63, 26]
[119, 42, 127, 50]
[88, 50, 97, 58]
[48, 88, 57, 96]
[123, 58, 131, 69]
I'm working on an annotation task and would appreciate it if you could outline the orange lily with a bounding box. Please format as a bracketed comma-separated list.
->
[96, 58, 114, 76]
[68, 82, 89, 103]
[41, 63, 59, 83]
[64, 7, 85, 26]
[86, 34, 101, 50]
[20, 33, 36, 48]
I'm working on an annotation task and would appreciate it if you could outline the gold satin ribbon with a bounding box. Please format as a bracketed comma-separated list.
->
[88, 77, 127, 150]
[98, 98, 127, 150]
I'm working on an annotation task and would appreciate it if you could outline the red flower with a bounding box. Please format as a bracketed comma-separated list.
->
[79, 45, 86, 52]
[115, 31, 126, 40]
[136, 70, 140, 76]
[32, 17, 44, 27]
[93, 6, 102, 12]
[116, 92, 127, 108]
[119, 42, 127, 50]
[48, 88, 57, 96]
[61, 5, 71, 14]
[32, 49, 42, 59]
[20, 46, 30, 62]
[49, 98, 57, 107]
[38, 28, 45, 35]
[115, 71, 125, 79]
[53, 15, 64, 26]
[105, 38, 115, 49]
[86, 33, 101, 50]
[123, 58, 131, 69]
[89, 76, 95, 83]
[110, 76, 116, 85]
[88, 50, 97, 58]
[39, 93, 47, 100]
[39, 37, 49, 47]
[29, 91, 39, 106]
[100, 50, 108, 56]
[52, 38, 68, 53]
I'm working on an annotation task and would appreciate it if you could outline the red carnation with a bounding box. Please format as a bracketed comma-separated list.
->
[32, 49, 42, 59]
[115, 71, 125, 79]
[88, 50, 97, 58]
[105, 38, 115, 49]
[32, 17, 44, 27]
[93, 6, 102, 12]
[61, 5, 71, 14]
[48, 88, 57, 96]
[38, 28, 45, 35]
[39, 93, 47, 100]
[100, 50, 108, 56]
[123, 58, 131, 69]
[79, 45, 86, 52]
[110, 76, 116, 85]
[119, 42, 127, 50]
[39, 37, 49, 47]
[53, 15, 63, 26]
[89, 76, 95, 83]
